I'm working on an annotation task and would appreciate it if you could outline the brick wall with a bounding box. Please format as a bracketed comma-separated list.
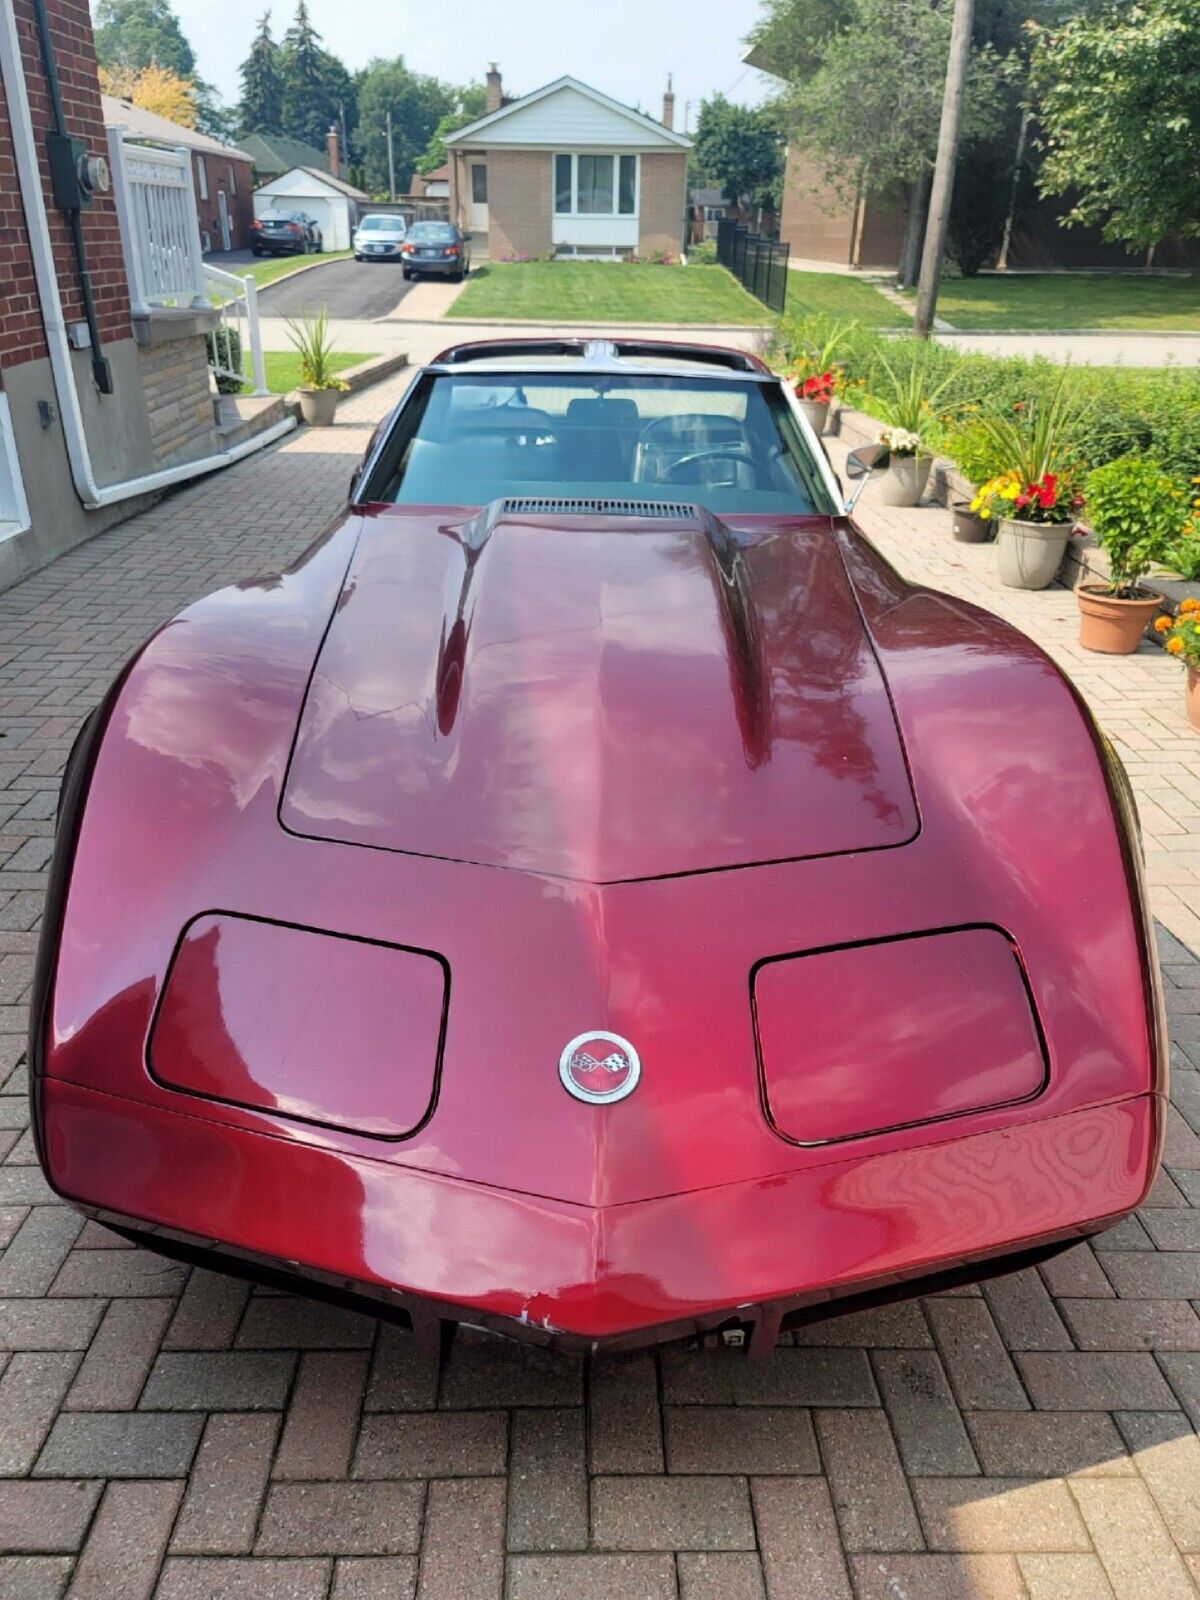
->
[486, 150, 551, 259]
[135, 327, 214, 465]
[192, 151, 255, 253]
[637, 152, 686, 257]
[0, 0, 131, 371]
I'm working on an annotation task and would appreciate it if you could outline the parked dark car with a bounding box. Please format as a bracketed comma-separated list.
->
[401, 221, 471, 281]
[251, 210, 323, 257]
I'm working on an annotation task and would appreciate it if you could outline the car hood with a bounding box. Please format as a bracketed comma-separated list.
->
[280, 504, 918, 881]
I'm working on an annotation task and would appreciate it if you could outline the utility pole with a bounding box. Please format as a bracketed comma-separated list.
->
[914, 0, 974, 337]
[386, 109, 396, 202]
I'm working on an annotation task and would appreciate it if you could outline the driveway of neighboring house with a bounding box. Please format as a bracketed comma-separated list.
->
[1, 361, 1199, 1600]
[258, 258, 416, 321]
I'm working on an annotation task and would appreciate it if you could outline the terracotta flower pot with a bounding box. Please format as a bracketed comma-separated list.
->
[798, 398, 830, 435]
[1187, 667, 1200, 733]
[995, 517, 1071, 590]
[1076, 585, 1162, 655]
[298, 388, 340, 426]
[879, 454, 932, 508]
[950, 498, 992, 543]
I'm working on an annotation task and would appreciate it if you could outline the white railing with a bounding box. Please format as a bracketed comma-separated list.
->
[107, 126, 207, 315]
[203, 265, 268, 397]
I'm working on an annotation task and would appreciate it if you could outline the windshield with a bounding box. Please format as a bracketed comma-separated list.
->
[409, 223, 456, 243]
[365, 372, 833, 515]
[359, 215, 401, 231]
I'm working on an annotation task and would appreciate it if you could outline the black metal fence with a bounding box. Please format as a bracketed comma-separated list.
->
[716, 218, 789, 314]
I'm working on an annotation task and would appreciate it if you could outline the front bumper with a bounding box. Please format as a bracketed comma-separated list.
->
[39, 1077, 1161, 1352]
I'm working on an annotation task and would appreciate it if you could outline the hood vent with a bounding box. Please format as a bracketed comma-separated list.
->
[500, 497, 696, 520]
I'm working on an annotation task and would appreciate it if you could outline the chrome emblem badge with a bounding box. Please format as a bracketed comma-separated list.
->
[559, 1030, 640, 1105]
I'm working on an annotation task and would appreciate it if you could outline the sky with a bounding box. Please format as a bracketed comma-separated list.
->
[165, 0, 776, 126]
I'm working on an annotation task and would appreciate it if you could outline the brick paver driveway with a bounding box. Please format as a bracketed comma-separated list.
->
[1, 373, 1199, 1600]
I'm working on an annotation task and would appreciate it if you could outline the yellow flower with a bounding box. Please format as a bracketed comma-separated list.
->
[1000, 481, 1021, 501]
[979, 507, 992, 520]
[1155, 615, 1174, 633]
[1166, 636, 1185, 655]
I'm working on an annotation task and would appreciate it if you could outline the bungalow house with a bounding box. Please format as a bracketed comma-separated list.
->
[101, 95, 255, 253]
[411, 163, 449, 200]
[252, 165, 370, 252]
[444, 67, 691, 260]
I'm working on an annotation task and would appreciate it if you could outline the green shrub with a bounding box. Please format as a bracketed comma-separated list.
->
[205, 326, 244, 395]
[943, 417, 1013, 488]
[688, 239, 717, 265]
[1084, 457, 1188, 595]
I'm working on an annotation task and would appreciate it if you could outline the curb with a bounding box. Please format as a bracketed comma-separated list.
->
[938, 327, 1200, 341]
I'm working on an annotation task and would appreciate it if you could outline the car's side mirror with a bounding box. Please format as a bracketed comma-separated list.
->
[845, 444, 888, 480]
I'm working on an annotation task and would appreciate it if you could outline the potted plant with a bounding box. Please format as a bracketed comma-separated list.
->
[970, 376, 1085, 589]
[1154, 599, 1200, 731]
[867, 346, 957, 507]
[786, 316, 856, 436]
[1077, 457, 1180, 653]
[795, 370, 836, 434]
[943, 416, 1008, 542]
[284, 308, 349, 426]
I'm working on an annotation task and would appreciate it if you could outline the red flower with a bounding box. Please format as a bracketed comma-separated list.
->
[1015, 493, 1030, 509]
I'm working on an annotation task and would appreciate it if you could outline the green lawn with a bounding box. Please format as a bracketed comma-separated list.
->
[218, 250, 354, 291]
[787, 270, 909, 327]
[248, 350, 372, 393]
[903, 272, 1200, 331]
[447, 262, 772, 324]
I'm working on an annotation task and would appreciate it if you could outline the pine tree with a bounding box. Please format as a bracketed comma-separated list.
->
[280, 0, 336, 149]
[238, 11, 283, 135]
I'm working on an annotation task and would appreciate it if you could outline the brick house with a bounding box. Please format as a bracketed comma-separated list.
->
[0, 0, 290, 591]
[101, 95, 255, 253]
[445, 68, 691, 260]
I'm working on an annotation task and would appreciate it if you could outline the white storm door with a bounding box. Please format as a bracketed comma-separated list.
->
[217, 189, 231, 251]
[469, 163, 488, 231]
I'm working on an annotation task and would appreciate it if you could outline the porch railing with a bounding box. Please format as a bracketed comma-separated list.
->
[203, 266, 268, 397]
[107, 127, 207, 315]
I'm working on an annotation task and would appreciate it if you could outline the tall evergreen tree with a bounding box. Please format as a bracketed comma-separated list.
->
[238, 11, 284, 135]
[94, 0, 195, 77]
[279, 0, 348, 150]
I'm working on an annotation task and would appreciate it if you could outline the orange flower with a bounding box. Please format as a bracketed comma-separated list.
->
[1179, 597, 1200, 615]
[1154, 615, 1174, 633]
[1166, 636, 1185, 656]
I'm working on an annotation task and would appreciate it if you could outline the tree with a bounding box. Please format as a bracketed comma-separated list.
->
[694, 94, 784, 211]
[416, 84, 488, 175]
[356, 57, 455, 195]
[1031, 0, 1200, 250]
[94, 0, 195, 77]
[238, 11, 283, 136]
[279, 0, 355, 151]
[99, 62, 197, 127]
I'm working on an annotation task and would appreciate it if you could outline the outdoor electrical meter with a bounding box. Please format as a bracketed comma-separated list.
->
[47, 133, 110, 212]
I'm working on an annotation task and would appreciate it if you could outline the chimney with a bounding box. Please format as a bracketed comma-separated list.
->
[486, 63, 503, 114]
[326, 125, 339, 178]
[662, 74, 675, 130]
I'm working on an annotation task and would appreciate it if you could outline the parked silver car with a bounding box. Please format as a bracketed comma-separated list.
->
[353, 213, 408, 262]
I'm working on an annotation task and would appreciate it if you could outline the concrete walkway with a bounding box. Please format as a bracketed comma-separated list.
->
[0, 366, 1198, 1599]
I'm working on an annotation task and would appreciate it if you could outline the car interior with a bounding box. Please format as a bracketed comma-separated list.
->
[367, 373, 832, 514]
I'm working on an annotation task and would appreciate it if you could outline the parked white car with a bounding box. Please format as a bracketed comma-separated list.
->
[353, 214, 408, 262]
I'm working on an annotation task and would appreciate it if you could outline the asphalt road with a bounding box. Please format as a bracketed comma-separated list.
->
[258, 257, 415, 320]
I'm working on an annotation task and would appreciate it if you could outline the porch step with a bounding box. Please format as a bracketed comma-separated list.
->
[213, 393, 287, 451]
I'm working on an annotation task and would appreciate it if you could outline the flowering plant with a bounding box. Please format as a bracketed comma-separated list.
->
[878, 426, 923, 458]
[1154, 598, 1200, 668]
[970, 469, 1081, 526]
[797, 371, 836, 406]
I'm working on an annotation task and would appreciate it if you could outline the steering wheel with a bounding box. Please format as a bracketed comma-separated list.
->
[661, 445, 756, 486]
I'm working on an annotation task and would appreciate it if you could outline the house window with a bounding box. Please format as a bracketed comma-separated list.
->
[196, 157, 208, 200]
[553, 154, 638, 217]
[228, 163, 237, 196]
[471, 164, 488, 204]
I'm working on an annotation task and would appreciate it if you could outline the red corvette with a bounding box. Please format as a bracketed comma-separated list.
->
[30, 339, 1166, 1355]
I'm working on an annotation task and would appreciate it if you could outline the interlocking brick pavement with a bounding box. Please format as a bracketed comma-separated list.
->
[1, 369, 1199, 1598]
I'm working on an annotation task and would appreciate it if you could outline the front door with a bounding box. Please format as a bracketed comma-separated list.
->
[469, 163, 488, 233]
[217, 189, 231, 251]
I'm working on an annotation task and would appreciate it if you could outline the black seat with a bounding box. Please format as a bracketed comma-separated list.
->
[559, 398, 640, 482]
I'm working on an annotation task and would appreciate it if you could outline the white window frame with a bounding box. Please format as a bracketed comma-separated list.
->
[0, 395, 32, 543]
[228, 162, 237, 196]
[553, 152, 638, 219]
[195, 155, 208, 200]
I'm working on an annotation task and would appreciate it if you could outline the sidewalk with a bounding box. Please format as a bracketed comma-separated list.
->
[827, 430, 1200, 956]
[0, 368, 1198, 1599]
